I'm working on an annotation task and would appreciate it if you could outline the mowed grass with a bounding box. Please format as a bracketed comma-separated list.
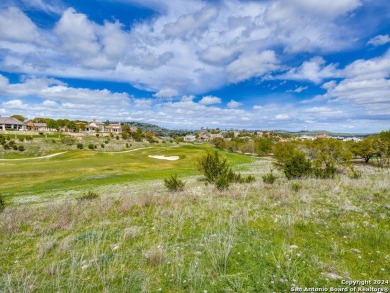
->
[0, 144, 255, 200]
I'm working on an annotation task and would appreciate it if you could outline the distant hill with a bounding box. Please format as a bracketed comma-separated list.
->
[121, 121, 189, 137]
[275, 130, 375, 137]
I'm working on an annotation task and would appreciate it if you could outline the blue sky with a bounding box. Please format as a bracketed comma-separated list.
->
[0, 0, 389, 132]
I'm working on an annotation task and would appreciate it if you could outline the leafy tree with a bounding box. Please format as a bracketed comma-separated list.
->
[45, 118, 58, 130]
[352, 137, 378, 163]
[122, 125, 130, 133]
[255, 138, 273, 156]
[11, 114, 26, 122]
[32, 117, 46, 123]
[273, 142, 298, 167]
[378, 130, 390, 166]
[67, 121, 76, 131]
[211, 137, 226, 150]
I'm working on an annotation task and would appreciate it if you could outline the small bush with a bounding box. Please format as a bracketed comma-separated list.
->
[262, 171, 276, 184]
[105, 140, 109, 144]
[164, 174, 185, 192]
[244, 175, 256, 183]
[101, 144, 105, 148]
[198, 151, 229, 183]
[78, 191, 99, 200]
[349, 166, 362, 179]
[62, 137, 74, 145]
[116, 135, 119, 140]
[77, 143, 83, 149]
[215, 173, 230, 190]
[88, 144, 94, 150]
[17, 145, 25, 152]
[312, 163, 337, 179]
[291, 182, 302, 192]
[52, 139, 56, 143]
[96, 134, 99, 137]
[0, 195, 5, 212]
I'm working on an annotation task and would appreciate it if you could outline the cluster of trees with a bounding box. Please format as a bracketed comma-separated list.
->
[212, 136, 274, 155]
[212, 130, 390, 167]
[273, 130, 390, 180]
[121, 125, 158, 143]
[349, 131, 390, 167]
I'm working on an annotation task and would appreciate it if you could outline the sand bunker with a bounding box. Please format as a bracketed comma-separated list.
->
[148, 155, 179, 161]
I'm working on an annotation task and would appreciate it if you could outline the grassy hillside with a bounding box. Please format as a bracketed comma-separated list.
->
[0, 145, 389, 292]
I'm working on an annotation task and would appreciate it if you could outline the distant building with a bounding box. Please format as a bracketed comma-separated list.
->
[0, 116, 26, 131]
[26, 122, 48, 131]
[316, 134, 329, 139]
[85, 119, 105, 132]
[343, 137, 362, 142]
[184, 135, 196, 141]
[105, 123, 122, 133]
[300, 135, 315, 140]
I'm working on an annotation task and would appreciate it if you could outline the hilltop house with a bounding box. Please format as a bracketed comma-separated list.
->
[316, 134, 329, 139]
[184, 135, 196, 141]
[26, 121, 48, 131]
[105, 123, 122, 133]
[85, 119, 105, 132]
[0, 116, 26, 131]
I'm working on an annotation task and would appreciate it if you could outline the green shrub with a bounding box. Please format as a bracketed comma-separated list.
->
[78, 191, 99, 200]
[164, 174, 185, 192]
[17, 145, 25, 152]
[105, 140, 109, 144]
[215, 172, 230, 190]
[283, 152, 312, 180]
[116, 135, 120, 140]
[244, 175, 256, 183]
[77, 143, 83, 149]
[62, 137, 74, 145]
[198, 151, 254, 189]
[312, 163, 337, 179]
[88, 144, 94, 150]
[262, 171, 276, 184]
[349, 166, 362, 179]
[0, 195, 5, 212]
[197, 151, 229, 183]
[52, 139, 56, 143]
[101, 144, 105, 148]
[291, 182, 302, 192]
